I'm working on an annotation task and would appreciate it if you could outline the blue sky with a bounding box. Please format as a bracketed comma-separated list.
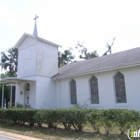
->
[0, 0, 140, 56]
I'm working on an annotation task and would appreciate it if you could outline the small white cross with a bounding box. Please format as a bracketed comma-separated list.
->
[33, 15, 39, 23]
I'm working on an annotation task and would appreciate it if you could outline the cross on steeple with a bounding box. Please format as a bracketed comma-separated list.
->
[33, 15, 39, 37]
[33, 15, 39, 23]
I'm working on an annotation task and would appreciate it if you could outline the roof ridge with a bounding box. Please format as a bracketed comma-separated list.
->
[59, 46, 140, 69]
[56, 46, 140, 79]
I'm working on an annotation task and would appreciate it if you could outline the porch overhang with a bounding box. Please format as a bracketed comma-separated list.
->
[0, 77, 36, 108]
[0, 77, 36, 84]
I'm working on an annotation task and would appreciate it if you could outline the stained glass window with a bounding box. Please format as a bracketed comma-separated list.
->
[90, 76, 99, 104]
[114, 72, 127, 103]
[70, 79, 77, 104]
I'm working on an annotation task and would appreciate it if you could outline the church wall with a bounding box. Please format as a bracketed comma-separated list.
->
[95, 71, 115, 109]
[18, 37, 37, 51]
[17, 40, 37, 78]
[55, 78, 73, 108]
[73, 75, 92, 107]
[55, 74, 113, 109]
[36, 40, 58, 77]
[36, 76, 56, 109]
[120, 66, 140, 111]
[55, 80, 60, 108]
[18, 37, 58, 78]
[29, 82, 36, 108]
[55, 66, 140, 111]
[16, 83, 25, 106]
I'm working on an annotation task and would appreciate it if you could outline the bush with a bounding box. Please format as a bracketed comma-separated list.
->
[34, 109, 46, 127]
[88, 109, 103, 133]
[0, 108, 139, 134]
[111, 109, 139, 135]
[44, 109, 59, 128]
[58, 109, 71, 129]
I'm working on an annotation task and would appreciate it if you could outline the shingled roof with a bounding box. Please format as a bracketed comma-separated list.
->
[53, 47, 140, 79]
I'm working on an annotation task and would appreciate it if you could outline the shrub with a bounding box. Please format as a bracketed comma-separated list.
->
[112, 109, 139, 135]
[67, 108, 88, 131]
[0, 108, 139, 134]
[34, 109, 46, 127]
[88, 109, 103, 133]
[44, 109, 59, 128]
[102, 109, 115, 134]
[57, 109, 72, 129]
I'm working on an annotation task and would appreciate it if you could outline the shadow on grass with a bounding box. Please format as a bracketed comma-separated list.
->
[0, 123, 128, 140]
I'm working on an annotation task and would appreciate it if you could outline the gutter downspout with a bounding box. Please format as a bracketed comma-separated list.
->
[53, 78, 61, 108]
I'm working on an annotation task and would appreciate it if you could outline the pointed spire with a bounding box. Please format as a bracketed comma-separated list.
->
[33, 15, 39, 37]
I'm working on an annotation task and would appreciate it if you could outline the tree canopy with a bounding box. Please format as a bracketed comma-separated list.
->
[58, 49, 75, 67]
[0, 47, 18, 77]
[0, 47, 17, 107]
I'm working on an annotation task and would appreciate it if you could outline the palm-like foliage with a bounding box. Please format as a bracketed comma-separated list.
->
[79, 51, 98, 59]
[0, 47, 18, 77]
[58, 49, 75, 67]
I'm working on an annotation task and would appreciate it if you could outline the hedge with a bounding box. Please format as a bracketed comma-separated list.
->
[0, 108, 139, 134]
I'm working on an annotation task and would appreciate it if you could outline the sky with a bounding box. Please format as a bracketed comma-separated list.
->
[0, 0, 140, 57]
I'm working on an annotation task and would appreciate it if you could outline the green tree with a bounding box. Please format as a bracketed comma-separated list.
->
[58, 49, 75, 67]
[0, 47, 17, 108]
[79, 51, 98, 59]
[0, 47, 18, 77]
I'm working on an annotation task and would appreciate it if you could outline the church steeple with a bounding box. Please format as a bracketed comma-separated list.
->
[33, 15, 39, 37]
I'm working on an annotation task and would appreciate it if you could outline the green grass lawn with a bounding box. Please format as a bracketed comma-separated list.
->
[0, 123, 128, 140]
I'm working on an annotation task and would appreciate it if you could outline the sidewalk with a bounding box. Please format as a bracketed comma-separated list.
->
[0, 130, 44, 140]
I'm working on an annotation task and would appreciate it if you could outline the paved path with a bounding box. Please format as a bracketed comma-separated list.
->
[0, 135, 16, 140]
[0, 131, 43, 140]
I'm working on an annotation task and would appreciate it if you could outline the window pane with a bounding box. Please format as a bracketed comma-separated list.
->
[91, 94, 99, 104]
[90, 76, 99, 104]
[115, 72, 127, 103]
[70, 79, 77, 104]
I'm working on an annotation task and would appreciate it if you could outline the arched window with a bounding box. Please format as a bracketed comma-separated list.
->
[90, 76, 99, 104]
[114, 72, 127, 103]
[70, 79, 77, 104]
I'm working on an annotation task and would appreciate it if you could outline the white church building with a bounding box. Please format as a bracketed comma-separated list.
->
[1, 16, 140, 110]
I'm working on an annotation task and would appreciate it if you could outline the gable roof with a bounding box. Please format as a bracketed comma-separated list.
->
[53, 47, 140, 79]
[15, 33, 62, 48]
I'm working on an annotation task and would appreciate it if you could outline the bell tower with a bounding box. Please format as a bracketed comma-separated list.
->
[15, 15, 61, 108]
[15, 15, 60, 78]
